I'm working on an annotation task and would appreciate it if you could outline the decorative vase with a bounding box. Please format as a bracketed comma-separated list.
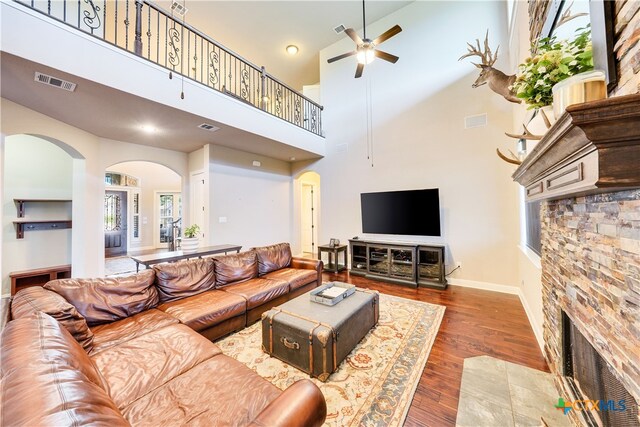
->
[552, 70, 606, 119]
[181, 237, 199, 253]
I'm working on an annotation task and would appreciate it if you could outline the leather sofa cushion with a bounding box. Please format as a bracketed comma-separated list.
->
[0, 313, 128, 427]
[153, 258, 215, 302]
[121, 354, 281, 426]
[222, 278, 289, 310]
[90, 308, 179, 355]
[263, 268, 317, 291]
[11, 286, 94, 352]
[253, 242, 292, 275]
[44, 270, 158, 326]
[157, 290, 246, 332]
[92, 324, 221, 409]
[214, 251, 258, 287]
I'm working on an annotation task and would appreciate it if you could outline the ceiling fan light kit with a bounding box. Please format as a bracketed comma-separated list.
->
[327, 0, 402, 78]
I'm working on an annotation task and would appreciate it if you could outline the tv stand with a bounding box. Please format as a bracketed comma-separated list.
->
[349, 239, 446, 289]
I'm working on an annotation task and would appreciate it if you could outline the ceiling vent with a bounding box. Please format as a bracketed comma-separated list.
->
[334, 24, 346, 34]
[464, 113, 488, 129]
[198, 123, 220, 132]
[170, 0, 188, 16]
[34, 72, 77, 92]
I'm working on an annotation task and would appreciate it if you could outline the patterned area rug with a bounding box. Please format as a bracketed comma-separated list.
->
[217, 293, 445, 426]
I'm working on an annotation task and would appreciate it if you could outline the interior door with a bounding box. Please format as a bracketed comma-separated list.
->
[191, 173, 206, 241]
[104, 190, 128, 257]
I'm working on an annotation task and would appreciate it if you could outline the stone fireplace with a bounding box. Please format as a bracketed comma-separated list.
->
[541, 190, 640, 425]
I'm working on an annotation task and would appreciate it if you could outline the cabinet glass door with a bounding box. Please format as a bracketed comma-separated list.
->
[390, 248, 414, 279]
[368, 246, 389, 275]
[419, 248, 441, 281]
[352, 244, 367, 272]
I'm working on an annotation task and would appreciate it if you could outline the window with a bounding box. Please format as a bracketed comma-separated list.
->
[525, 200, 542, 256]
[132, 192, 141, 240]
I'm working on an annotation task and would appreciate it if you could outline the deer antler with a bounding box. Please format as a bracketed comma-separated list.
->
[505, 124, 544, 140]
[556, 2, 589, 28]
[459, 30, 498, 67]
[496, 148, 522, 165]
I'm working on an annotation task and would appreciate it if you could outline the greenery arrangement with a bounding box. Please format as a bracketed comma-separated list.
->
[512, 26, 593, 109]
[184, 224, 200, 238]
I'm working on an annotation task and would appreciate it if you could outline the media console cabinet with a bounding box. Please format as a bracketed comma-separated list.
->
[348, 239, 446, 289]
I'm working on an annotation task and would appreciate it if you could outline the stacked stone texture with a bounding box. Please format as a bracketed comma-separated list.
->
[613, 1, 640, 95]
[541, 190, 640, 425]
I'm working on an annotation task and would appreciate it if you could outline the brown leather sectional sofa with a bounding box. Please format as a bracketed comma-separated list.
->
[1, 243, 327, 426]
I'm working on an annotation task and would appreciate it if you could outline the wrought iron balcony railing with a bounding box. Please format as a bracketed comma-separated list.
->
[15, 0, 324, 136]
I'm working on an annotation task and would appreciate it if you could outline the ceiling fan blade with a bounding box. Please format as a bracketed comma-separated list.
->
[327, 51, 357, 64]
[355, 62, 364, 78]
[344, 28, 364, 45]
[372, 25, 402, 45]
[374, 50, 399, 64]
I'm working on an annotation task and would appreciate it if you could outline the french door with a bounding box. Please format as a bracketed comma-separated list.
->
[157, 192, 182, 248]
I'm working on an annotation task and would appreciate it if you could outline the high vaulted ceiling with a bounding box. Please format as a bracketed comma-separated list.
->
[154, 1, 413, 90]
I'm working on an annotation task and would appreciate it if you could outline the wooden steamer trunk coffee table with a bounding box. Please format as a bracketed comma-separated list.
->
[261, 287, 379, 381]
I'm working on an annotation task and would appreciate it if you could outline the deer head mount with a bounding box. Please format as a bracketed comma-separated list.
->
[459, 31, 521, 104]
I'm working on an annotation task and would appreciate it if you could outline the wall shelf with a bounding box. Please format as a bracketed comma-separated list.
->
[14, 199, 72, 218]
[12, 199, 73, 238]
[13, 220, 72, 239]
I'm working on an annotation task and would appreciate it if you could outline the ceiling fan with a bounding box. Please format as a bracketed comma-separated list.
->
[327, 0, 402, 78]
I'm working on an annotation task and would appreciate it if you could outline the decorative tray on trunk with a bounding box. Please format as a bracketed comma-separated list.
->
[310, 282, 356, 306]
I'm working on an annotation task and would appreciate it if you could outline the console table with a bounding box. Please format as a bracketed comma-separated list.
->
[349, 239, 446, 289]
[131, 244, 242, 272]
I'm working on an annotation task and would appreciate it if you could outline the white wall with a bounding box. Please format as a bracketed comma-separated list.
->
[300, 1, 521, 289]
[207, 145, 293, 250]
[510, 1, 544, 349]
[107, 161, 182, 250]
[2, 135, 73, 290]
[0, 99, 189, 293]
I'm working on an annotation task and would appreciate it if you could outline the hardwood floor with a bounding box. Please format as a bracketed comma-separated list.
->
[322, 271, 548, 427]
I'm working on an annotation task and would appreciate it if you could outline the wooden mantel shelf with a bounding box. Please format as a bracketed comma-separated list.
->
[512, 93, 640, 201]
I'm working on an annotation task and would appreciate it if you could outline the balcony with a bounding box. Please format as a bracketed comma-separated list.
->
[12, 0, 324, 137]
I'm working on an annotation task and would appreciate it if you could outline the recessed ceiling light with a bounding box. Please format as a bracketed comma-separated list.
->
[286, 45, 299, 55]
[290, 157, 296, 161]
[140, 124, 157, 134]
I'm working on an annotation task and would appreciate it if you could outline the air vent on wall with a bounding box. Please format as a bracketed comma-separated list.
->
[198, 123, 220, 132]
[334, 24, 346, 34]
[464, 113, 487, 129]
[170, 0, 188, 16]
[34, 72, 77, 92]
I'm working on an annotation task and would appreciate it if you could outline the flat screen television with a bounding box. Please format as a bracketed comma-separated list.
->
[360, 188, 441, 236]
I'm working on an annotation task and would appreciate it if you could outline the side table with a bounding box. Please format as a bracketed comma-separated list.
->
[317, 244, 348, 273]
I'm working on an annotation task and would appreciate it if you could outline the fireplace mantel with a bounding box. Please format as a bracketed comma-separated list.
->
[512, 93, 640, 201]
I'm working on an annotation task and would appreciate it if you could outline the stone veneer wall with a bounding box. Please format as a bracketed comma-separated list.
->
[541, 189, 640, 424]
[612, 1, 640, 95]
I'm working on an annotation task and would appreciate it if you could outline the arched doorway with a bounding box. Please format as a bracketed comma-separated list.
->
[104, 161, 182, 275]
[294, 171, 321, 257]
[2, 134, 84, 293]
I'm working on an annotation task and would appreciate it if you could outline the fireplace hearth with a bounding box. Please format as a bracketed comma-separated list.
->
[562, 312, 640, 427]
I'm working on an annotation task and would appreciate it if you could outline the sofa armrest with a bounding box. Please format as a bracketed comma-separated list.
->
[290, 257, 323, 286]
[248, 379, 326, 427]
[290, 257, 322, 272]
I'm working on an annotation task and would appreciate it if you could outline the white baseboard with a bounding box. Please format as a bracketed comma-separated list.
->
[448, 278, 519, 295]
[518, 288, 545, 352]
[448, 278, 545, 353]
